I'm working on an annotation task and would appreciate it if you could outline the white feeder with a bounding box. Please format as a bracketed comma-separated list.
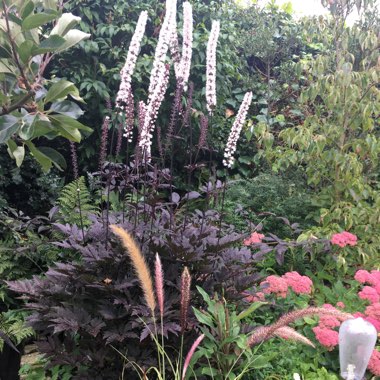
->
[339, 317, 377, 380]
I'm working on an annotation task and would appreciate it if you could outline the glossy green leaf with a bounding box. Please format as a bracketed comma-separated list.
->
[50, 13, 81, 36]
[22, 12, 57, 31]
[50, 100, 84, 118]
[44, 80, 79, 104]
[20, 1, 35, 19]
[38, 147, 67, 170]
[32, 35, 66, 55]
[0, 115, 21, 143]
[18, 40, 35, 63]
[55, 29, 91, 52]
[25, 141, 52, 172]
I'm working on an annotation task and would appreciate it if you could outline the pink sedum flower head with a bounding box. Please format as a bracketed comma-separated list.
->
[336, 302, 345, 309]
[358, 286, 380, 304]
[244, 231, 265, 246]
[283, 271, 313, 295]
[365, 316, 380, 332]
[330, 231, 358, 247]
[369, 270, 380, 286]
[355, 269, 371, 283]
[312, 326, 339, 350]
[319, 315, 341, 329]
[365, 302, 380, 320]
[261, 275, 288, 298]
[368, 350, 380, 376]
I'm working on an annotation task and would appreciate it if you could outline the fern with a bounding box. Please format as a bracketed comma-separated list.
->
[57, 176, 98, 226]
[0, 310, 34, 352]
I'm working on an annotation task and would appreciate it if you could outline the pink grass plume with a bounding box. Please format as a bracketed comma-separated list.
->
[182, 334, 205, 380]
[155, 253, 165, 317]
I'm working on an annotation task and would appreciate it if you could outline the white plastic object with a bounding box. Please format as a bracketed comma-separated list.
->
[339, 317, 377, 380]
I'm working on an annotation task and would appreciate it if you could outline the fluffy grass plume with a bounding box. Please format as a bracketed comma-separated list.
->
[110, 225, 156, 314]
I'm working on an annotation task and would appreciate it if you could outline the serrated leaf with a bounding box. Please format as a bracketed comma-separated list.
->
[22, 12, 57, 30]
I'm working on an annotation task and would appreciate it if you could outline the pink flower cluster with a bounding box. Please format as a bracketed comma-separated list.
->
[310, 271, 380, 375]
[244, 231, 265, 246]
[330, 231, 358, 247]
[260, 271, 313, 298]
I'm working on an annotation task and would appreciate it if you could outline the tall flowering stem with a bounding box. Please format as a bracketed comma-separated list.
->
[223, 91, 253, 168]
[206, 20, 220, 115]
[115, 11, 148, 141]
[148, 0, 176, 96]
[99, 116, 110, 170]
[178, 1, 193, 88]
[69, 141, 79, 179]
[139, 64, 170, 161]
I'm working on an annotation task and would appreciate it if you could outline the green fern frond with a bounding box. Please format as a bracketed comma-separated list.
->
[0, 311, 34, 352]
[57, 176, 98, 226]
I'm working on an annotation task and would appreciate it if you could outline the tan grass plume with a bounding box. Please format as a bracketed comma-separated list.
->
[110, 225, 156, 314]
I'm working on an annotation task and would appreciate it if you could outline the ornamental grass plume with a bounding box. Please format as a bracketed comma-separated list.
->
[180, 266, 191, 333]
[182, 334, 204, 380]
[206, 20, 220, 115]
[272, 326, 315, 348]
[155, 253, 165, 317]
[99, 116, 110, 170]
[223, 91, 253, 168]
[110, 225, 156, 315]
[248, 307, 352, 347]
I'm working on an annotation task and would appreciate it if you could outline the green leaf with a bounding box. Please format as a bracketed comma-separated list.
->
[18, 40, 35, 63]
[20, 1, 35, 19]
[50, 13, 81, 36]
[32, 35, 66, 55]
[22, 12, 57, 31]
[7, 141, 25, 167]
[237, 302, 267, 321]
[192, 308, 214, 328]
[50, 100, 84, 118]
[25, 141, 52, 172]
[38, 147, 66, 170]
[19, 114, 37, 140]
[49, 114, 91, 142]
[0, 115, 21, 143]
[44, 80, 80, 104]
[55, 29, 91, 52]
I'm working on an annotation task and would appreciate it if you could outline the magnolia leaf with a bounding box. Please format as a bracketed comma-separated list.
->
[38, 147, 66, 170]
[50, 100, 84, 118]
[25, 141, 52, 172]
[18, 40, 36, 63]
[22, 12, 57, 31]
[0, 115, 21, 143]
[7, 141, 25, 167]
[32, 35, 66, 55]
[44, 80, 80, 104]
[55, 29, 91, 53]
[20, 1, 35, 19]
[50, 13, 81, 36]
